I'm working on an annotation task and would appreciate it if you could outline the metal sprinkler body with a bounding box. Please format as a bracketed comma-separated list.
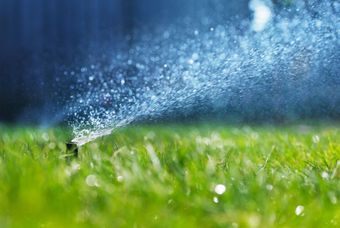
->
[66, 142, 79, 158]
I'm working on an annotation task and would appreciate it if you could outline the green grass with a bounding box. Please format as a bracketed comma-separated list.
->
[0, 123, 339, 227]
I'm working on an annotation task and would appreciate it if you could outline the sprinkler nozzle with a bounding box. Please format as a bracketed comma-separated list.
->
[66, 142, 79, 158]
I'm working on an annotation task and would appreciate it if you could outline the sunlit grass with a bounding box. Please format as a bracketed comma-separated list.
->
[0, 123, 339, 227]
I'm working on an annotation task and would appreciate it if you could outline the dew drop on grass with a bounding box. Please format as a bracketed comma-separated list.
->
[312, 135, 320, 143]
[72, 163, 81, 172]
[321, 171, 329, 180]
[266, 184, 273, 191]
[65, 163, 80, 177]
[328, 192, 337, 205]
[86, 174, 100, 187]
[117, 175, 124, 182]
[214, 184, 226, 195]
[42, 133, 49, 141]
[248, 214, 261, 227]
[48, 143, 56, 149]
[231, 223, 239, 228]
[295, 205, 304, 216]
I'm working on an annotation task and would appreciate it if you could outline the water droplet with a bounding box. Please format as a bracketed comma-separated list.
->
[117, 175, 124, 182]
[192, 53, 199, 60]
[86, 174, 100, 187]
[48, 143, 56, 149]
[214, 184, 226, 195]
[295, 205, 304, 216]
[42, 133, 49, 141]
[72, 163, 80, 172]
[266, 184, 273, 191]
[312, 135, 320, 143]
[247, 215, 261, 227]
[231, 223, 239, 228]
[321, 171, 329, 180]
[249, 0, 272, 32]
[188, 59, 194, 65]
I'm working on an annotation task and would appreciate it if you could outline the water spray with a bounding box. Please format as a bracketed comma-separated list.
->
[65, 0, 339, 146]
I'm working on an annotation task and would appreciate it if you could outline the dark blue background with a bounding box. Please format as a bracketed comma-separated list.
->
[0, 0, 249, 123]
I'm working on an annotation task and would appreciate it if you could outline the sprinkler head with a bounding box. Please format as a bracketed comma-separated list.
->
[66, 142, 79, 158]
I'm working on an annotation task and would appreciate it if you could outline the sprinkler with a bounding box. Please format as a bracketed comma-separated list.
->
[66, 142, 79, 159]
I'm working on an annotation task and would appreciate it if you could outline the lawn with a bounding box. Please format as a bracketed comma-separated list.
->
[0, 123, 339, 227]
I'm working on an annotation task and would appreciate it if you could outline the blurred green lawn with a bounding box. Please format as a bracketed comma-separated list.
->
[0, 123, 339, 227]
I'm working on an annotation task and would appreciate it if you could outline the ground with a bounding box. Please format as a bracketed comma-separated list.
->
[0, 123, 339, 227]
